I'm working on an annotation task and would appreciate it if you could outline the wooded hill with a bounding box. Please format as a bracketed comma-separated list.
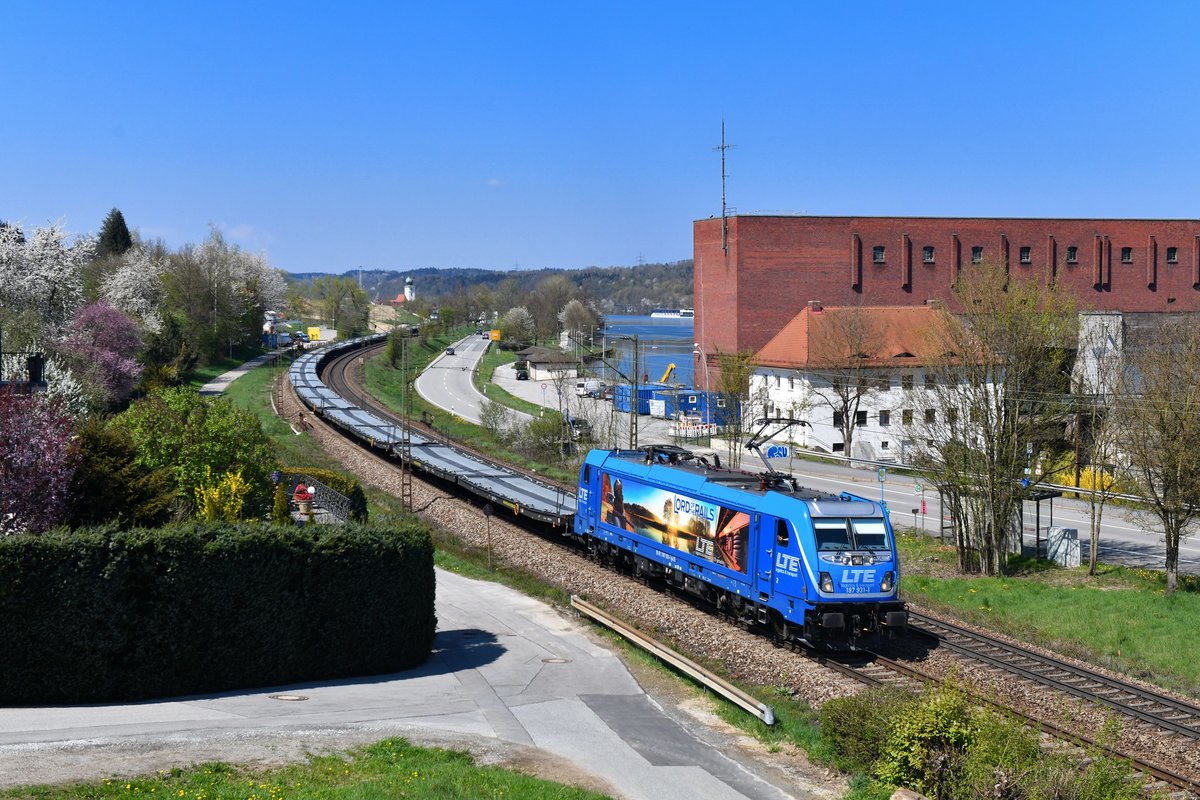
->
[289, 260, 694, 313]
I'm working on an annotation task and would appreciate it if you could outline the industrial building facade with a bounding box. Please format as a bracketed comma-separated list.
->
[693, 215, 1200, 371]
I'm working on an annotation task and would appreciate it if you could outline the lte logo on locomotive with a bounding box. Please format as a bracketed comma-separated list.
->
[775, 552, 801, 576]
[673, 495, 716, 522]
[843, 569, 877, 584]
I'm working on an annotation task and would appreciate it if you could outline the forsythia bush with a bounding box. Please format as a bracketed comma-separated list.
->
[194, 467, 251, 521]
[0, 521, 435, 703]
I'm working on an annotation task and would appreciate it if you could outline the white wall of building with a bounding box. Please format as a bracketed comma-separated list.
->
[750, 367, 997, 466]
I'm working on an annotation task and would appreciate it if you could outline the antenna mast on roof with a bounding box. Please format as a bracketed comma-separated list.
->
[714, 118, 736, 256]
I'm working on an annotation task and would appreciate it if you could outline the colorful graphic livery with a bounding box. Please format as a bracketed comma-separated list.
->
[575, 448, 907, 648]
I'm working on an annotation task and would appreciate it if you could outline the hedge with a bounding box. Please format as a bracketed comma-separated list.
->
[0, 521, 435, 704]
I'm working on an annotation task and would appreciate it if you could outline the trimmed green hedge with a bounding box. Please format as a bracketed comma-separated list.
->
[0, 521, 435, 704]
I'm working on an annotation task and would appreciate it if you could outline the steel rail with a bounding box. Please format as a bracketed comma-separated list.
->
[908, 611, 1200, 740]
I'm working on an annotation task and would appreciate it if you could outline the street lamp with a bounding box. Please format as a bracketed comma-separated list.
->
[693, 342, 711, 394]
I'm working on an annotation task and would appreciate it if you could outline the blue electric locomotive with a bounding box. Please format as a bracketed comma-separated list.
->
[573, 446, 907, 648]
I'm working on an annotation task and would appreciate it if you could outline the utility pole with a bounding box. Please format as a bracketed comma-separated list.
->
[398, 334, 413, 511]
[630, 335, 639, 450]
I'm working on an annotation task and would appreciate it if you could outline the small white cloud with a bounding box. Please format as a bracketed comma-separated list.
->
[486, 178, 502, 187]
[229, 224, 257, 241]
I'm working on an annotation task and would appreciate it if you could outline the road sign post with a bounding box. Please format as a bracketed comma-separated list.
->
[877, 467, 887, 502]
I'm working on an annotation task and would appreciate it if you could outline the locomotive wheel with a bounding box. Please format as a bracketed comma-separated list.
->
[770, 612, 790, 644]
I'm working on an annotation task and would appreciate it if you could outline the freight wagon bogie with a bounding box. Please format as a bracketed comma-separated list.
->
[575, 447, 907, 650]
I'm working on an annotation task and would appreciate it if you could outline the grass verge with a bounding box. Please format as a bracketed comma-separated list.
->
[896, 528, 1200, 697]
[0, 738, 611, 800]
[186, 344, 273, 387]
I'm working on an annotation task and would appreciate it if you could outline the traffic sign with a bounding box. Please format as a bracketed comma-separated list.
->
[541, 382, 548, 390]
[914, 482, 924, 495]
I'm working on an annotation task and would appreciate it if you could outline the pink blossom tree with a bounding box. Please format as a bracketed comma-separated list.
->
[0, 392, 80, 534]
[57, 301, 143, 409]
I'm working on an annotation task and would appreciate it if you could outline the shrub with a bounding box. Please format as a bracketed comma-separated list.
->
[817, 686, 918, 774]
[0, 520, 434, 704]
[68, 417, 176, 529]
[875, 684, 975, 797]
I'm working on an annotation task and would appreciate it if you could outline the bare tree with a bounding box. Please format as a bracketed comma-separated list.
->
[807, 305, 886, 461]
[916, 263, 1078, 575]
[1072, 313, 1126, 576]
[715, 348, 756, 469]
[1114, 315, 1200, 595]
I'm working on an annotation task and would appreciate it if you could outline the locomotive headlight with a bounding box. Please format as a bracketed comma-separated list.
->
[819, 571, 834, 593]
[880, 571, 895, 593]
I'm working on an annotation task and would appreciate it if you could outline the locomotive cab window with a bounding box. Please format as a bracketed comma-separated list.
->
[815, 518, 890, 551]
[851, 519, 889, 550]
[814, 520, 852, 551]
[776, 519, 790, 546]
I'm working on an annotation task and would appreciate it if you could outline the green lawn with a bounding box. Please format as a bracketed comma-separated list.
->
[896, 529, 1200, 697]
[1, 738, 610, 800]
[186, 344, 272, 387]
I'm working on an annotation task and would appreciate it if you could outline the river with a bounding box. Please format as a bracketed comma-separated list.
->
[583, 315, 696, 388]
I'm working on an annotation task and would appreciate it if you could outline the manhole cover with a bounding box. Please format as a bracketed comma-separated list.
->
[541, 658, 571, 664]
[269, 694, 309, 702]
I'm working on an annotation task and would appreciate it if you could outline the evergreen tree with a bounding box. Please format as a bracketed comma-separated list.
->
[97, 208, 133, 257]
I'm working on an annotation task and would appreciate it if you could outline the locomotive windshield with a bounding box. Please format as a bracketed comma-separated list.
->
[814, 518, 890, 551]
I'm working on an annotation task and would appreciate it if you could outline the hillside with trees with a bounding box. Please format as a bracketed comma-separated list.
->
[291, 260, 693, 313]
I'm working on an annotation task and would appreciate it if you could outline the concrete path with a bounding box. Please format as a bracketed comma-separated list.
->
[0, 569, 821, 799]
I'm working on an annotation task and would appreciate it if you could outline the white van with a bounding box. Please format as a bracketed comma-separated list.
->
[575, 379, 606, 398]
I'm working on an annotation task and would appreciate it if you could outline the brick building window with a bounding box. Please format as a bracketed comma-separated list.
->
[833, 411, 844, 427]
[881, 441, 890, 450]
[873, 245, 886, 263]
[1168, 247, 1179, 263]
[946, 407, 958, 425]
[923, 246, 935, 263]
[1121, 247, 1133, 263]
[877, 375, 890, 390]
[1067, 246, 1078, 263]
[1019, 246, 1031, 263]
[879, 410, 890, 426]
[855, 410, 867, 427]
[925, 409, 936, 424]
[971, 246, 983, 263]
[832, 442, 844, 452]
[901, 374, 914, 390]
[902, 409, 913, 425]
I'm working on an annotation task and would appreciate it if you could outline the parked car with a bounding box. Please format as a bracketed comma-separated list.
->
[445, 346, 456, 355]
[575, 379, 607, 398]
[567, 417, 593, 441]
[295, 331, 310, 343]
[515, 368, 529, 380]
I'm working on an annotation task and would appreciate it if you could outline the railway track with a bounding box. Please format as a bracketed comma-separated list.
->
[907, 611, 1200, 742]
[298, 337, 1200, 796]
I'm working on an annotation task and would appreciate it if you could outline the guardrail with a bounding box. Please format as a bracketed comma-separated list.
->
[570, 595, 775, 725]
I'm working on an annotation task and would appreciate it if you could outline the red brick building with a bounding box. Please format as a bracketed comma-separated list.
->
[693, 215, 1200, 375]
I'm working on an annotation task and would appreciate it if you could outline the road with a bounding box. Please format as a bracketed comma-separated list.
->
[414, 333, 530, 425]
[755, 457, 1200, 576]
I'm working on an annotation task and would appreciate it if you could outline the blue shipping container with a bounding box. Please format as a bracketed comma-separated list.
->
[613, 385, 655, 414]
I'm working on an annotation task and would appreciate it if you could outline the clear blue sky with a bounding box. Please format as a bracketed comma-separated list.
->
[4, 2, 1198, 274]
